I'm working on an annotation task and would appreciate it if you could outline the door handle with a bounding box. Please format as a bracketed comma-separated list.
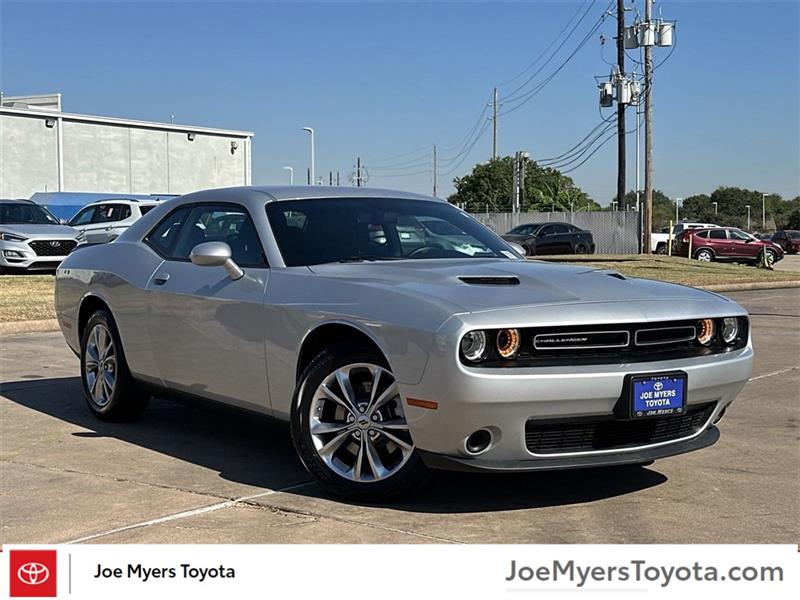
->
[153, 272, 170, 285]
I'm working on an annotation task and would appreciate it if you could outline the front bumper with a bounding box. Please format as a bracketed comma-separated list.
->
[400, 336, 752, 472]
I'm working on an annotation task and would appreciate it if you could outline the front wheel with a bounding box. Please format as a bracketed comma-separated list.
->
[291, 346, 426, 500]
[574, 244, 587, 254]
[761, 249, 777, 269]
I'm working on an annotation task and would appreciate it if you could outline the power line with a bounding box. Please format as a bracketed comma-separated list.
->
[495, 0, 592, 87]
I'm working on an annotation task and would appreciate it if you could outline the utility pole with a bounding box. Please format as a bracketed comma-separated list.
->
[512, 152, 519, 213]
[491, 87, 498, 160]
[356, 157, 362, 187]
[642, 0, 654, 256]
[616, 0, 626, 209]
[432, 144, 438, 197]
[336, 171, 340, 186]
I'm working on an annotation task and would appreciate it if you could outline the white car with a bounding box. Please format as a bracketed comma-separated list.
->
[69, 199, 161, 244]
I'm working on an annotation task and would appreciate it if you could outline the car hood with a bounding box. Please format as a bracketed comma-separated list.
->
[0, 224, 79, 239]
[307, 258, 727, 314]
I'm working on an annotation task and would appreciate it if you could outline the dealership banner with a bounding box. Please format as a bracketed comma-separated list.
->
[1, 544, 796, 598]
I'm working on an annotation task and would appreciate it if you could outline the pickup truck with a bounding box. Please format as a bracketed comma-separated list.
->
[651, 222, 721, 254]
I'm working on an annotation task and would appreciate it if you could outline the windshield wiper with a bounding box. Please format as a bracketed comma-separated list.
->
[337, 255, 404, 263]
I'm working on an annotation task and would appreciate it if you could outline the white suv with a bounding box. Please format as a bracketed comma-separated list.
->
[69, 199, 161, 244]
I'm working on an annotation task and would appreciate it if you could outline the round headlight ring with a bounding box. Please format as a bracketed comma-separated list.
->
[496, 328, 521, 359]
[697, 318, 716, 346]
[461, 330, 488, 362]
[721, 317, 739, 345]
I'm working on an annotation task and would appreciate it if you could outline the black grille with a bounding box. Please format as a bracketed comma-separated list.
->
[28, 240, 77, 256]
[525, 402, 715, 454]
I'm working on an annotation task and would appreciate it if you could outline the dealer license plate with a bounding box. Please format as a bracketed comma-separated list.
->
[631, 373, 687, 418]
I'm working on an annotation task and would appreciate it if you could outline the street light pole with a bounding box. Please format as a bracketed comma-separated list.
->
[746, 205, 751, 231]
[713, 201, 718, 215]
[283, 166, 293, 185]
[762, 193, 767, 229]
[301, 127, 315, 186]
[675, 197, 681, 224]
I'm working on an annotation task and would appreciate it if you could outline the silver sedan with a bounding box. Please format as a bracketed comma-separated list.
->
[55, 186, 753, 500]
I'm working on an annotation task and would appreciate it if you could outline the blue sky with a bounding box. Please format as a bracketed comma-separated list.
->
[2, 1, 798, 203]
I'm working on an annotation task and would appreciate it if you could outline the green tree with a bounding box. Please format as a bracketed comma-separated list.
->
[448, 157, 598, 213]
[785, 207, 800, 230]
[680, 187, 787, 231]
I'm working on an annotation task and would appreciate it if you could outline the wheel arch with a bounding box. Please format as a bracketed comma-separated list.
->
[295, 322, 391, 382]
[694, 246, 716, 259]
[78, 294, 113, 341]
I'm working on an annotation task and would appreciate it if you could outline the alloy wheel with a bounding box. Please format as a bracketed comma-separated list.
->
[308, 363, 414, 482]
[696, 250, 713, 262]
[84, 324, 116, 407]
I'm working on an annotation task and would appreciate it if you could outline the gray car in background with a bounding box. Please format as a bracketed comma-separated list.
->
[0, 199, 80, 273]
[54, 186, 753, 500]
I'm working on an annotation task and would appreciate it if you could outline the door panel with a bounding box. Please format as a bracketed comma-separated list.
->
[146, 263, 271, 410]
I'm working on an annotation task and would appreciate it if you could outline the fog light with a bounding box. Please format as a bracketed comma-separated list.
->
[697, 318, 716, 345]
[3, 250, 23, 258]
[461, 330, 487, 362]
[496, 328, 521, 359]
[465, 429, 492, 454]
[721, 317, 739, 345]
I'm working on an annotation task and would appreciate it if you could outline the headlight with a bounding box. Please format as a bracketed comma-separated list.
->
[721, 317, 740, 345]
[697, 318, 716, 346]
[460, 330, 488, 362]
[0, 231, 28, 242]
[496, 328, 521, 359]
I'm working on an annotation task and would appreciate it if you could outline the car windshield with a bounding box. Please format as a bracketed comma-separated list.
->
[266, 198, 511, 266]
[0, 203, 59, 225]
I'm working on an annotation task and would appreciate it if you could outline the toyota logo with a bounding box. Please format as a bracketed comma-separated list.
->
[17, 562, 50, 585]
[654, 381, 664, 391]
[49, 241, 61, 247]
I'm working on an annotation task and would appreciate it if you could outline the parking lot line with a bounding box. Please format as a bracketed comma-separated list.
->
[65, 481, 315, 544]
[748, 366, 799, 382]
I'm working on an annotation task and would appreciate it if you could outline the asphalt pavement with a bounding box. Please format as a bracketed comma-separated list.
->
[1, 289, 798, 544]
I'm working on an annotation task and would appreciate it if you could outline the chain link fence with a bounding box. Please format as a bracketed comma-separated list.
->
[470, 211, 642, 254]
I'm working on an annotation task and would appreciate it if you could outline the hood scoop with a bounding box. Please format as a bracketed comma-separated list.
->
[458, 275, 520, 286]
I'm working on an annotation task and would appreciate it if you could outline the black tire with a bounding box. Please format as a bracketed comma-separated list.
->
[655, 243, 667, 255]
[291, 345, 427, 501]
[574, 244, 587, 254]
[80, 310, 149, 421]
[523, 244, 534, 257]
[694, 248, 714, 262]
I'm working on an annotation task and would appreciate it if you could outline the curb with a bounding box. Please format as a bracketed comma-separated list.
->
[0, 319, 59, 336]
[700, 281, 800, 292]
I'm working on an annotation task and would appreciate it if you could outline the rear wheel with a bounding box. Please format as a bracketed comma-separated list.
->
[574, 244, 587, 254]
[80, 310, 148, 421]
[655, 243, 667, 255]
[695, 248, 714, 262]
[291, 345, 426, 500]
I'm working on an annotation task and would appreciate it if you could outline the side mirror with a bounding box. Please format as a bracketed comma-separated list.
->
[60, 219, 69, 225]
[190, 241, 244, 280]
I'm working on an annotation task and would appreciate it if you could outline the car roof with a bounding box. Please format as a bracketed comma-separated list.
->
[0, 198, 36, 204]
[82, 198, 161, 206]
[252, 185, 437, 202]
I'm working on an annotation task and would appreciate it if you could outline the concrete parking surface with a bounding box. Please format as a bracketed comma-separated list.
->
[1, 289, 798, 544]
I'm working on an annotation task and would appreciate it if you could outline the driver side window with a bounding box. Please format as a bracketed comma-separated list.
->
[170, 204, 266, 267]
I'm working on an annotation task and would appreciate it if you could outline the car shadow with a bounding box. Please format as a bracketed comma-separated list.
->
[1, 376, 668, 513]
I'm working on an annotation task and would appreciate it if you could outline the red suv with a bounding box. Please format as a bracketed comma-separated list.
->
[674, 227, 784, 267]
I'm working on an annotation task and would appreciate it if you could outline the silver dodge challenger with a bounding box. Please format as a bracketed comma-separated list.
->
[55, 186, 753, 500]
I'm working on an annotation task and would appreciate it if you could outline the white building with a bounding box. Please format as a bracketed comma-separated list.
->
[0, 93, 253, 199]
